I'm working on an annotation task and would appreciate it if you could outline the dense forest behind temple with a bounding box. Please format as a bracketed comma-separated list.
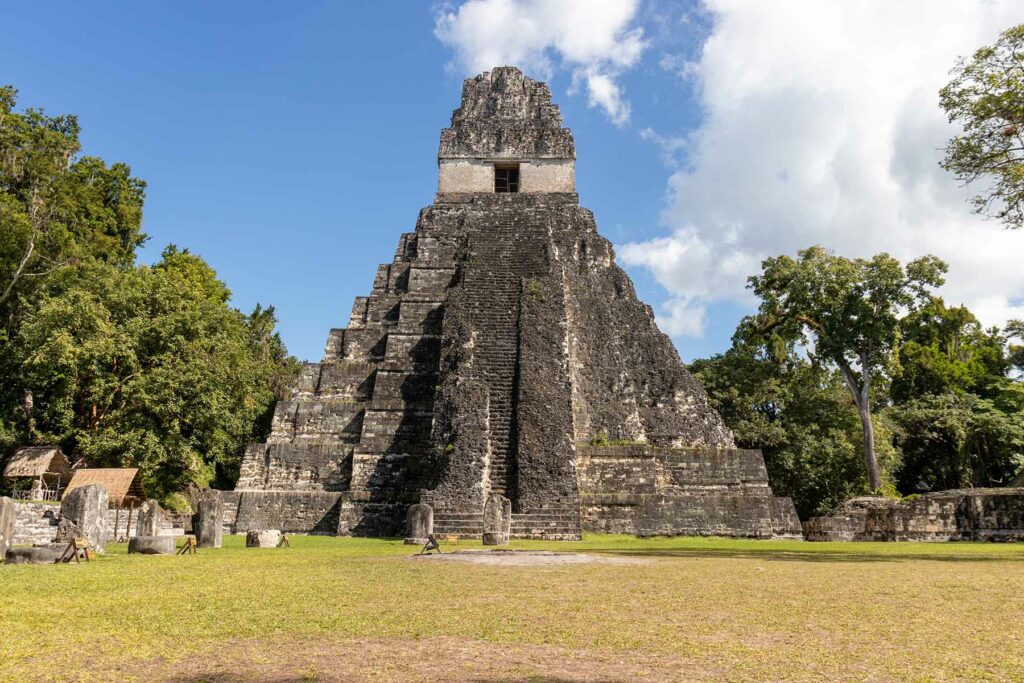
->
[0, 87, 298, 509]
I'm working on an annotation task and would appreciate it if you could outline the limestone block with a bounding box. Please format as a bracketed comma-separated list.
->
[5, 543, 65, 564]
[483, 494, 511, 546]
[245, 529, 281, 548]
[136, 499, 163, 537]
[60, 484, 109, 552]
[404, 503, 433, 544]
[128, 535, 175, 555]
[196, 489, 223, 549]
[0, 496, 15, 553]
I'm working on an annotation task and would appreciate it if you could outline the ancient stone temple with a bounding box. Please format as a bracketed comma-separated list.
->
[230, 67, 801, 540]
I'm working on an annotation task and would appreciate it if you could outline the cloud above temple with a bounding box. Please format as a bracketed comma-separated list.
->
[620, 0, 1024, 339]
[434, 0, 645, 125]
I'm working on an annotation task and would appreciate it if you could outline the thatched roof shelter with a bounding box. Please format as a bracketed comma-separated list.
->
[62, 468, 146, 508]
[3, 446, 72, 483]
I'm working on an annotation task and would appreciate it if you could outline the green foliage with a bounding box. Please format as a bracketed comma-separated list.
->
[890, 299, 1006, 401]
[0, 86, 297, 499]
[888, 392, 1024, 492]
[11, 248, 296, 497]
[161, 492, 192, 515]
[741, 246, 945, 489]
[940, 24, 1024, 229]
[691, 346, 899, 518]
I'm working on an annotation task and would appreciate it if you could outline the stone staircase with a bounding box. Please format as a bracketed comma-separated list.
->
[511, 509, 583, 540]
[462, 215, 523, 497]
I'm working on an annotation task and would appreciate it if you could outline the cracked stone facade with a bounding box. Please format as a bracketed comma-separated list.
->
[233, 67, 801, 540]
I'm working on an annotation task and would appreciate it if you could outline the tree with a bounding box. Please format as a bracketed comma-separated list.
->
[940, 24, 1024, 229]
[889, 392, 1024, 492]
[0, 85, 146, 316]
[890, 299, 1007, 402]
[1008, 319, 1024, 376]
[691, 343, 899, 518]
[744, 246, 946, 490]
[12, 247, 297, 497]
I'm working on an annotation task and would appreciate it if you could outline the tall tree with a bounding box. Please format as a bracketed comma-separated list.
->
[940, 24, 1024, 229]
[0, 85, 146, 316]
[691, 343, 898, 518]
[744, 246, 946, 490]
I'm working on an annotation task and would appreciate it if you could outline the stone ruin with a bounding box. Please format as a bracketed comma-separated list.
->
[230, 67, 801, 541]
[804, 489, 1024, 542]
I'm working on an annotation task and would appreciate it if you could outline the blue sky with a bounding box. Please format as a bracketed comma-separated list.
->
[4, 1, 1022, 362]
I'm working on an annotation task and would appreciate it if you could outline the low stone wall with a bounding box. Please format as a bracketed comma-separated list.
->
[11, 500, 186, 546]
[225, 491, 344, 535]
[12, 502, 61, 545]
[577, 445, 802, 539]
[804, 489, 1024, 542]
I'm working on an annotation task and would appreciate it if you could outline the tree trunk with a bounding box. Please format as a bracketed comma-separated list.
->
[856, 401, 882, 491]
[838, 358, 883, 492]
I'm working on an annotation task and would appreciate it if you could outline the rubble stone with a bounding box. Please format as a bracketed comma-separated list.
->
[804, 489, 1024, 542]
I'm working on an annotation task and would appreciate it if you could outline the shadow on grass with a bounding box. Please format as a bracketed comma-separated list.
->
[583, 547, 1024, 563]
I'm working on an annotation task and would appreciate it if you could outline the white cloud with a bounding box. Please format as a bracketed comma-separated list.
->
[434, 0, 645, 125]
[621, 0, 1024, 337]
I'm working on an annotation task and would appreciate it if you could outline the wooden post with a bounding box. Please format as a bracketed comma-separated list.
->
[114, 503, 121, 542]
[125, 500, 135, 539]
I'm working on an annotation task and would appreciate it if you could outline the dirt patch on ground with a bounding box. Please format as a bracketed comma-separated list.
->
[410, 550, 649, 566]
[114, 636, 715, 682]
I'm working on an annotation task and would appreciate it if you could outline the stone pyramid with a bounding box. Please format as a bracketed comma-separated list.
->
[230, 67, 801, 541]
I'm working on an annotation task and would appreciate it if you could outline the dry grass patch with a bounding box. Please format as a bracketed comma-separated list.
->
[1, 535, 1022, 681]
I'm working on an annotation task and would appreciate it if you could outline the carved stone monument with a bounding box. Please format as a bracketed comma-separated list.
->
[195, 489, 223, 549]
[0, 496, 15, 554]
[136, 499, 163, 537]
[60, 484, 109, 552]
[404, 503, 433, 545]
[483, 494, 511, 546]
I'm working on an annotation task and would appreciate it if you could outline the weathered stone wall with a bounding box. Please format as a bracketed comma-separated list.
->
[804, 489, 1024, 542]
[10, 501, 184, 546]
[224, 491, 343, 535]
[437, 159, 575, 194]
[11, 501, 60, 545]
[578, 445, 801, 538]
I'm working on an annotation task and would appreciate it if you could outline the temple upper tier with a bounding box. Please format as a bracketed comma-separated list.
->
[437, 67, 576, 195]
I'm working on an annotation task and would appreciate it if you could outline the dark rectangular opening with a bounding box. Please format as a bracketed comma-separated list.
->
[494, 165, 520, 193]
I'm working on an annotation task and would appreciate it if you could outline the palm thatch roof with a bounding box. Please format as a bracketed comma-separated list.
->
[3, 446, 72, 481]
[62, 468, 146, 507]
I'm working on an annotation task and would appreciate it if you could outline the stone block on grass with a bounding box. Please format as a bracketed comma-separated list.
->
[128, 535, 175, 555]
[245, 529, 281, 548]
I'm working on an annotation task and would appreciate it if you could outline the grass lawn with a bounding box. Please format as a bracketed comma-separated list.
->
[1, 534, 1022, 682]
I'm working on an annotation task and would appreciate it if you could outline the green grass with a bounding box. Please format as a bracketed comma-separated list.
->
[2, 534, 1022, 681]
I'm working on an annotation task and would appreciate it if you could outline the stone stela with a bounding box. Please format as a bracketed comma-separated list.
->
[230, 67, 802, 541]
